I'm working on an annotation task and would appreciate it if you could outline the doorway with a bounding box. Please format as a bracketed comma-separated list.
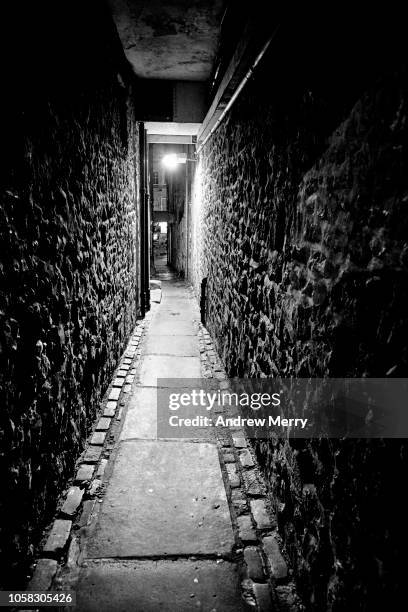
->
[152, 221, 168, 273]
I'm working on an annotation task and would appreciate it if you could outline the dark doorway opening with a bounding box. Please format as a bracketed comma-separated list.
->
[152, 221, 168, 273]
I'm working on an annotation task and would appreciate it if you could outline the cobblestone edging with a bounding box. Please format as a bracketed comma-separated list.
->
[24, 317, 151, 595]
[198, 323, 303, 612]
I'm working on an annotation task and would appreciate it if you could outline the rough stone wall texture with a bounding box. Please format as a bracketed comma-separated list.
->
[191, 19, 407, 611]
[0, 1, 140, 586]
[172, 217, 187, 276]
[167, 153, 187, 276]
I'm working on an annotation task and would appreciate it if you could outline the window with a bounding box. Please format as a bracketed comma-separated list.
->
[153, 171, 159, 185]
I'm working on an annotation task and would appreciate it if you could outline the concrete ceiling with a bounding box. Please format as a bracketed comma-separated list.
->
[145, 122, 201, 135]
[108, 0, 226, 81]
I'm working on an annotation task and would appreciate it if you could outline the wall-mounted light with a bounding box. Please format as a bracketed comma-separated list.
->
[162, 153, 179, 169]
[162, 152, 196, 169]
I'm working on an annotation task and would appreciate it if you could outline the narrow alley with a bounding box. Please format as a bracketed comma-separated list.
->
[60, 263, 248, 610]
[1, 1, 407, 611]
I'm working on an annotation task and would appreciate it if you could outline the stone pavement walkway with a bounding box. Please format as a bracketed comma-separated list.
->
[68, 264, 246, 611]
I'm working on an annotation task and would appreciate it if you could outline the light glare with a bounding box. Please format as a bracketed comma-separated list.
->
[162, 153, 179, 169]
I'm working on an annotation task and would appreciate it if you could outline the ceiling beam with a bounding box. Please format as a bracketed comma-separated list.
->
[147, 135, 195, 144]
[145, 122, 201, 136]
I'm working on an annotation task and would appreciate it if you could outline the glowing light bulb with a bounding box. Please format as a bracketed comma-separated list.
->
[162, 153, 179, 169]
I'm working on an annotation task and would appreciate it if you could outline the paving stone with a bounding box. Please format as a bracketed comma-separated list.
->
[232, 491, 248, 515]
[125, 374, 135, 383]
[28, 558, 58, 590]
[144, 334, 199, 356]
[112, 377, 124, 387]
[253, 582, 273, 612]
[215, 371, 226, 380]
[108, 387, 121, 401]
[242, 469, 265, 496]
[220, 436, 232, 447]
[263, 535, 288, 581]
[106, 400, 117, 410]
[226, 463, 240, 488]
[77, 499, 96, 528]
[90, 431, 106, 445]
[239, 449, 255, 467]
[87, 440, 234, 558]
[244, 547, 264, 581]
[119, 363, 130, 371]
[138, 355, 201, 385]
[116, 370, 127, 377]
[96, 459, 108, 479]
[66, 535, 80, 569]
[75, 560, 245, 612]
[162, 293, 177, 312]
[150, 288, 162, 303]
[250, 499, 272, 530]
[43, 519, 72, 556]
[120, 386, 156, 440]
[103, 405, 116, 418]
[61, 486, 84, 517]
[237, 514, 257, 542]
[232, 434, 247, 448]
[96, 417, 111, 431]
[122, 359, 132, 365]
[223, 453, 235, 463]
[123, 384, 132, 393]
[88, 479, 102, 497]
[82, 445, 103, 463]
[75, 464, 95, 483]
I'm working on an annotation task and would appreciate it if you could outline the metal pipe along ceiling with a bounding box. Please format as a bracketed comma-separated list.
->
[197, 26, 280, 153]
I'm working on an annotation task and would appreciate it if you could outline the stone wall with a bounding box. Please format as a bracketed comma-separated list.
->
[172, 217, 187, 275]
[191, 18, 407, 611]
[0, 1, 140, 586]
[167, 146, 188, 276]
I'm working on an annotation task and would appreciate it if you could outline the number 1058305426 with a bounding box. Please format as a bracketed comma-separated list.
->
[0, 591, 75, 607]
